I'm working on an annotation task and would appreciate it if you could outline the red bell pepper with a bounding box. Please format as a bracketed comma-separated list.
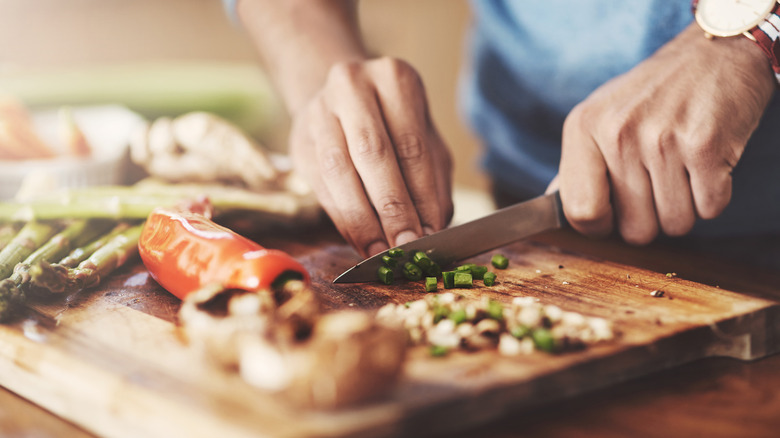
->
[138, 205, 309, 300]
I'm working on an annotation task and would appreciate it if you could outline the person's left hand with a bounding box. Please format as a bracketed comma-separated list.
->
[549, 23, 776, 245]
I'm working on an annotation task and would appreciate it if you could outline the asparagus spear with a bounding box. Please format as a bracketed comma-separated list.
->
[0, 185, 317, 222]
[0, 223, 20, 251]
[58, 222, 132, 268]
[22, 219, 115, 269]
[0, 219, 117, 300]
[0, 221, 60, 280]
[26, 223, 144, 295]
[0, 221, 61, 320]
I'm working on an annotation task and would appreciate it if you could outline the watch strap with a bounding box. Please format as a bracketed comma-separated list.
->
[746, 2, 780, 84]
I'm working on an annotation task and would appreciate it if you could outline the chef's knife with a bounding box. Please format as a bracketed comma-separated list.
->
[333, 191, 566, 283]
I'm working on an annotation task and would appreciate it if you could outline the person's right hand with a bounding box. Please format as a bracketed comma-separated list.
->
[288, 57, 453, 258]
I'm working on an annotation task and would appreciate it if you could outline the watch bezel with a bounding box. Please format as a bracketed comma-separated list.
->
[695, 0, 778, 37]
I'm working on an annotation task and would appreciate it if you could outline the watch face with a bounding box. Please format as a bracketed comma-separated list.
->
[696, 0, 777, 36]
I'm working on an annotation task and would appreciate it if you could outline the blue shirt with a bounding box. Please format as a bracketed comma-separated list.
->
[462, 0, 780, 236]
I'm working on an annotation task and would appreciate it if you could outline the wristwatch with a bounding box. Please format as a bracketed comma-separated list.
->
[693, 0, 780, 84]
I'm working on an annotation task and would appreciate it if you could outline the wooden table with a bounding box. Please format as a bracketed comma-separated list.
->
[0, 225, 778, 438]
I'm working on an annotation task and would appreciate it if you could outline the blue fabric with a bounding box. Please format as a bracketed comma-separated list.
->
[461, 0, 780, 236]
[221, 0, 239, 25]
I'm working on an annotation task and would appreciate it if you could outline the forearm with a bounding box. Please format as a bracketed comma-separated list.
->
[237, 0, 368, 114]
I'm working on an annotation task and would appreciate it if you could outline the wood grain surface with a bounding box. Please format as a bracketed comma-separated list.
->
[0, 225, 778, 438]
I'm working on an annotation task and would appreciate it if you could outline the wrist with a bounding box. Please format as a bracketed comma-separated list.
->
[237, 0, 368, 114]
[693, 0, 780, 88]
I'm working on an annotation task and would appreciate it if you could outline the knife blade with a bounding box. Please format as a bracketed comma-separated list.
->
[333, 191, 566, 283]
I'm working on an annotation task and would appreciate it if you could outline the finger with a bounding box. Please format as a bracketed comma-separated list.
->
[608, 160, 659, 245]
[559, 113, 614, 237]
[308, 110, 389, 257]
[371, 61, 447, 233]
[334, 87, 423, 247]
[545, 174, 560, 195]
[645, 146, 696, 236]
[289, 116, 356, 249]
[429, 128, 454, 229]
[688, 158, 733, 220]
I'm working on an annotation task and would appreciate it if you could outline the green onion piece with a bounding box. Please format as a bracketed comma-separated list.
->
[453, 272, 473, 288]
[454, 263, 487, 279]
[388, 247, 405, 258]
[442, 271, 456, 289]
[377, 266, 394, 285]
[425, 276, 438, 293]
[402, 262, 423, 281]
[413, 251, 433, 271]
[381, 254, 398, 268]
[429, 345, 449, 357]
[487, 300, 504, 321]
[483, 271, 497, 286]
[511, 325, 530, 339]
[491, 254, 509, 269]
[424, 262, 442, 277]
[532, 328, 556, 352]
[433, 305, 449, 323]
[470, 265, 488, 280]
[404, 301, 412, 308]
[450, 308, 467, 324]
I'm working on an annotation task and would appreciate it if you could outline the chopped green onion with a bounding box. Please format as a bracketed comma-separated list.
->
[413, 251, 433, 271]
[402, 262, 423, 281]
[425, 276, 438, 293]
[429, 345, 449, 357]
[404, 301, 412, 308]
[491, 254, 509, 269]
[487, 300, 503, 321]
[532, 328, 556, 352]
[455, 263, 487, 279]
[377, 266, 394, 285]
[470, 265, 488, 280]
[449, 308, 467, 324]
[425, 262, 442, 277]
[381, 254, 398, 268]
[442, 271, 456, 289]
[432, 305, 449, 323]
[483, 271, 497, 286]
[453, 272, 473, 288]
[511, 325, 530, 339]
[388, 247, 405, 258]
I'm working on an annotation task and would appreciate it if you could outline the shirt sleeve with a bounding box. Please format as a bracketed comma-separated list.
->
[221, 0, 240, 25]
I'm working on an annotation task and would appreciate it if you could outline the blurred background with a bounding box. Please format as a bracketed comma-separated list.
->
[0, 0, 488, 193]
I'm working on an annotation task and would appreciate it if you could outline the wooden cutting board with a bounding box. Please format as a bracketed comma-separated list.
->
[0, 226, 778, 438]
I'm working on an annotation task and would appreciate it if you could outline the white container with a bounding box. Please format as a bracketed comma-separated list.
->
[0, 105, 144, 200]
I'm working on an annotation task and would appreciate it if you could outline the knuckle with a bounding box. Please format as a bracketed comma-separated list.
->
[598, 118, 634, 160]
[376, 195, 411, 220]
[318, 145, 350, 177]
[682, 139, 712, 167]
[327, 61, 363, 86]
[375, 57, 420, 81]
[352, 129, 390, 163]
[395, 133, 425, 161]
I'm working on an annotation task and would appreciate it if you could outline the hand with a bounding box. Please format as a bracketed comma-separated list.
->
[555, 23, 775, 244]
[289, 57, 453, 257]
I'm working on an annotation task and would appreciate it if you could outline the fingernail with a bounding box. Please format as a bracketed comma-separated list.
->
[394, 230, 419, 246]
[422, 226, 435, 236]
[367, 241, 389, 256]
